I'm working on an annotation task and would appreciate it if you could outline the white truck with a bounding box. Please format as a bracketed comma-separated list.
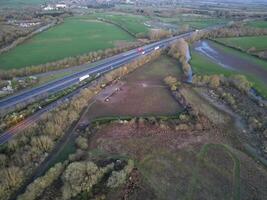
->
[79, 74, 90, 82]
[154, 46, 160, 50]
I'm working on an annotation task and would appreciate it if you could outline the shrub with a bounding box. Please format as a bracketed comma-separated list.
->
[0, 166, 24, 200]
[164, 76, 180, 91]
[149, 29, 171, 40]
[168, 38, 188, 60]
[0, 154, 7, 167]
[61, 161, 114, 199]
[75, 136, 88, 150]
[107, 160, 134, 188]
[209, 75, 221, 88]
[17, 163, 64, 200]
[228, 75, 252, 93]
[31, 135, 54, 152]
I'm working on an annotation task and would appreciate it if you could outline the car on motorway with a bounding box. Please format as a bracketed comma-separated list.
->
[137, 47, 144, 53]
[154, 46, 160, 50]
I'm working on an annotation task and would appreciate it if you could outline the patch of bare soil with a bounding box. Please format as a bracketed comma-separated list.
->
[83, 56, 183, 122]
[88, 116, 213, 160]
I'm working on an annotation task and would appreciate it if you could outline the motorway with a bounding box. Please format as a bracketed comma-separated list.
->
[0, 32, 193, 113]
[0, 31, 198, 144]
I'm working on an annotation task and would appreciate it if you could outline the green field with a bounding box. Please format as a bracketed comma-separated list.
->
[0, 0, 44, 7]
[157, 14, 227, 29]
[190, 50, 267, 98]
[88, 12, 149, 35]
[0, 17, 134, 69]
[247, 20, 267, 29]
[190, 51, 235, 76]
[210, 41, 267, 71]
[216, 36, 267, 51]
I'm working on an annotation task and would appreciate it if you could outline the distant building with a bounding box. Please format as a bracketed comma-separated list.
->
[56, 4, 67, 9]
[43, 4, 55, 11]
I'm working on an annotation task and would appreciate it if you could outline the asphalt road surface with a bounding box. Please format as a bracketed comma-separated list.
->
[0, 32, 193, 113]
[0, 30, 207, 145]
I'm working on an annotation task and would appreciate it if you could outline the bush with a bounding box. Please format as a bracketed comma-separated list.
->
[228, 75, 252, 93]
[168, 39, 188, 60]
[31, 135, 54, 152]
[107, 160, 134, 188]
[75, 136, 88, 150]
[149, 29, 171, 40]
[61, 161, 114, 199]
[164, 76, 180, 91]
[209, 75, 221, 88]
[0, 154, 7, 167]
[0, 166, 24, 200]
[17, 163, 64, 200]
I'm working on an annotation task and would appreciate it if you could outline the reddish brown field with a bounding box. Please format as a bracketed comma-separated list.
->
[87, 119, 267, 200]
[83, 56, 183, 122]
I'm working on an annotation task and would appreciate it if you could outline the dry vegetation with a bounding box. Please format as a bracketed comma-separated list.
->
[168, 38, 192, 77]
[0, 51, 162, 200]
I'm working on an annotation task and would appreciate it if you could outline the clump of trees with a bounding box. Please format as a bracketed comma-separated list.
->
[164, 76, 181, 91]
[192, 74, 222, 88]
[0, 166, 24, 199]
[168, 39, 192, 76]
[186, 24, 267, 45]
[75, 136, 88, 150]
[228, 74, 252, 94]
[149, 29, 172, 41]
[61, 161, 114, 199]
[17, 163, 64, 200]
[192, 74, 252, 93]
[0, 42, 142, 80]
[0, 50, 163, 200]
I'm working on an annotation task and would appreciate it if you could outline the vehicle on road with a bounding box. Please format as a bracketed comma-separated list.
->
[79, 74, 90, 82]
[137, 47, 144, 53]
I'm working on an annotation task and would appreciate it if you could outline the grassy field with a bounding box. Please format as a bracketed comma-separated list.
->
[190, 50, 267, 98]
[157, 14, 227, 29]
[210, 41, 267, 71]
[88, 12, 149, 35]
[0, 16, 134, 69]
[247, 20, 267, 29]
[86, 119, 267, 199]
[216, 36, 267, 51]
[0, 0, 44, 7]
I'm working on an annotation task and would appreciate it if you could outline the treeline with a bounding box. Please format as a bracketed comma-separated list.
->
[98, 17, 174, 40]
[186, 25, 267, 45]
[212, 39, 267, 60]
[192, 74, 252, 94]
[148, 29, 172, 41]
[97, 18, 138, 38]
[208, 25, 267, 38]
[0, 50, 162, 200]
[0, 42, 142, 80]
[168, 39, 192, 77]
